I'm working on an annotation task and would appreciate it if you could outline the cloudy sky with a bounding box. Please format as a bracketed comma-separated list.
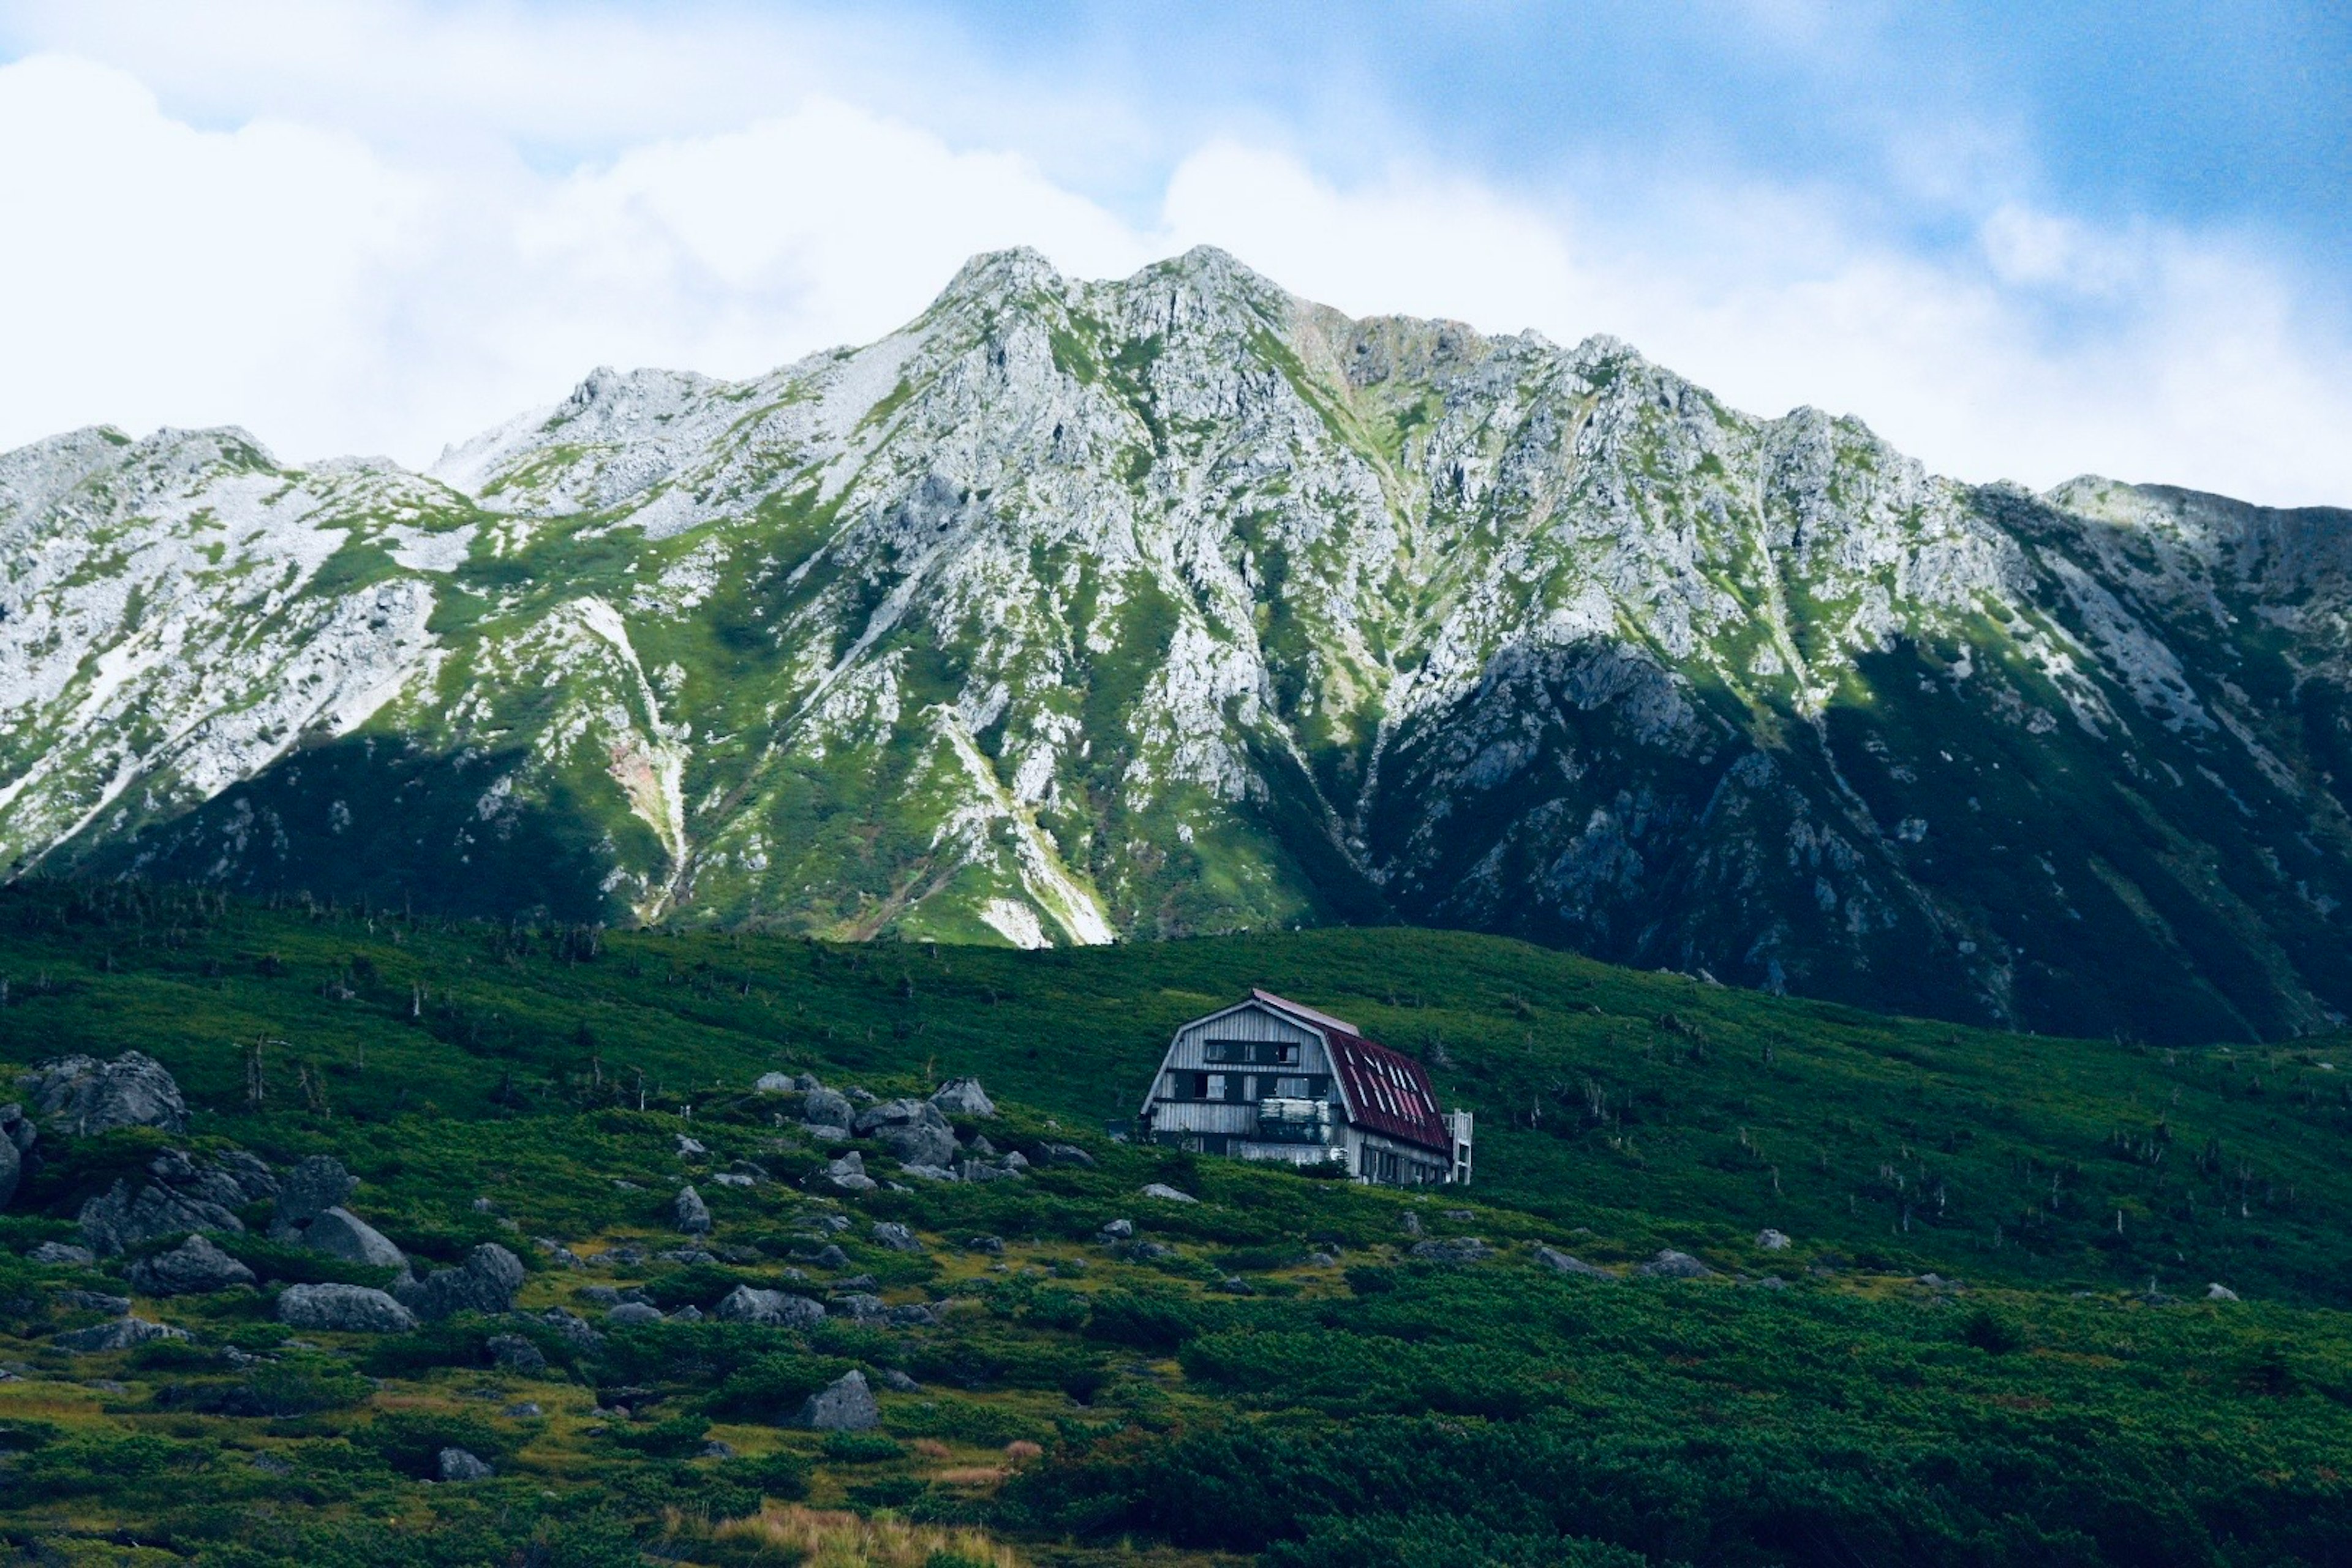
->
[1, 1, 2346, 505]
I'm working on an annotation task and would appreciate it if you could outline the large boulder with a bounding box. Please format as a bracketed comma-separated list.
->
[128, 1234, 256, 1295]
[303, 1208, 409, 1272]
[870, 1222, 921, 1254]
[791, 1370, 879, 1431]
[277, 1283, 418, 1333]
[0, 1127, 17, 1213]
[77, 1178, 244, 1257]
[1637, 1250, 1716, 1281]
[821, 1152, 876, 1193]
[852, 1099, 958, 1168]
[438, 1447, 494, 1481]
[715, 1285, 826, 1329]
[0, 1102, 35, 1208]
[20, 1052, 187, 1136]
[1532, 1245, 1615, 1280]
[56, 1315, 189, 1353]
[398, 1244, 525, 1320]
[272, 1156, 358, 1234]
[802, 1088, 854, 1130]
[1140, 1183, 1197, 1204]
[930, 1079, 996, 1118]
[674, 1186, 712, 1235]
[754, 1072, 796, 1093]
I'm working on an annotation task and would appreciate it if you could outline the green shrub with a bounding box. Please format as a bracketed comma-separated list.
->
[611, 1413, 712, 1458]
[715, 1450, 811, 1501]
[354, 1409, 510, 1478]
[704, 1352, 854, 1420]
[823, 1430, 906, 1463]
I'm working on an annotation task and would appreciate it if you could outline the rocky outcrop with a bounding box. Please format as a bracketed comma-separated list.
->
[276, 1283, 418, 1332]
[853, 1099, 959, 1169]
[715, 1285, 826, 1329]
[396, 1244, 525, 1320]
[21, 1053, 187, 1136]
[303, 1208, 409, 1271]
[1532, 1245, 1615, 1280]
[56, 1315, 189, 1352]
[674, 1186, 712, 1234]
[930, 1079, 995, 1118]
[128, 1235, 257, 1295]
[1637, 1250, 1716, 1281]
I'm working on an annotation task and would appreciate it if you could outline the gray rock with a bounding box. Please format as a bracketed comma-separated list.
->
[606, 1301, 665, 1327]
[1039, 1142, 1095, 1167]
[1637, 1250, 1716, 1280]
[1532, 1245, 1614, 1280]
[822, 1152, 876, 1193]
[793, 1369, 881, 1430]
[58, 1288, 133, 1314]
[755, 1072, 796, 1093]
[214, 1151, 279, 1202]
[675, 1134, 708, 1158]
[964, 1235, 1003, 1254]
[1140, 1183, 1197, 1204]
[302, 1208, 409, 1272]
[1755, 1229, 1793, 1251]
[674, 1186, 712, 1234]
[0, 1125, 17, 1212]
[1397, 1210, 1423, 1237]
[879, 1120, 958, 1169]
[1442, 1208, 1475, 1222]
[273, 1156, 358, 1232]
[870, 1222, 921, 1253]
[715, 1285, 826, 1329]
[802, 1088, 854, 1129]
[2207, 1283, 2241, 1302]
[700, 1439, 736, 1458]
[886, 1303, 938, 1327]
[437, 1447, 494, 1482]
[878, 1368, 922, 1392]
[0, 1102, 36, 1158]
[128, 1235, 256, 1295]
[711, 1172, 756, 1188]
[930, 1078, 995, 1118]
[827, 1292, 887, 1321]
[77, 1178, 245, 1257]
[20, 1052, 187, 1136]
[28, 1241, 96, 1265]
[276, 1283, 418, 1333]
[486, 1333, 546, 1373]
[1098, 1218, 1134, 1240]
[668, 1305, 704, 1322]
[1409, 1237, 1494, 1264]
[794, 1243, 851, 1270]
[960, 1158, 1020, 1184]
[537, 1308, 604, 1349]
[503, 1401, 543, 1417]
[55, 1316, 188, 1352]
[898, 1162, 960, 1182]
[805, 1124, 850, 1142]
[398, 1244, 526, 1320]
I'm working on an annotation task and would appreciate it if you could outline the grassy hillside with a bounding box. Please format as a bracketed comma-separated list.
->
[4, 881, 2352, 1564]
[3, 881, 2348, 1305]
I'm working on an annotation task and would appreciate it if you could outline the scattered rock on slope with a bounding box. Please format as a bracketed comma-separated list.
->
[128, 1235, 256, 1295]
[276, 1283, 418, 1333]
[792, 1370, 880, 1431]
[20, 1052, 187, 1136]
[398, 1244, 525, 1319]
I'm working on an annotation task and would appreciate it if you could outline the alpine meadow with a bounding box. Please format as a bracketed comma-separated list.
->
[4, 243, 2352, 1568]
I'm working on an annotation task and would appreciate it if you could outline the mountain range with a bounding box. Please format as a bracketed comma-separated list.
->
[6, 245, 2350, 1044]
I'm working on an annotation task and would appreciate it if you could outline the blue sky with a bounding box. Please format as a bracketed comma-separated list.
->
[1, 0, 2346, 503]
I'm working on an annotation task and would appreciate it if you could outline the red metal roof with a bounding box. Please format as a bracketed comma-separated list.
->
[1251, 990, 1453, 1153]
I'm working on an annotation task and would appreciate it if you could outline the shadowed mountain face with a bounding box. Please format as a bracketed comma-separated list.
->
[5, 247, 2350, 1041]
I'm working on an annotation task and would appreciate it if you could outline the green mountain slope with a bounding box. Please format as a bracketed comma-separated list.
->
[4, 882, 2347, 1306]
[6, 249, 2352, 1042]
[4, 883, 2352, 1566]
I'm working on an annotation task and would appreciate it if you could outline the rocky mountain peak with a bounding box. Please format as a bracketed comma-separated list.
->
[4, 247, 2349, 1044]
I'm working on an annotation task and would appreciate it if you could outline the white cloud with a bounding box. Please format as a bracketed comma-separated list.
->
[1, 26, 2348, 510]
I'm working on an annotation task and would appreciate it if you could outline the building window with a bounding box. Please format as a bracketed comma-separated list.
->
[1273, 1076, 1313, 1098]
[1205, 1073, 1229, 1101]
